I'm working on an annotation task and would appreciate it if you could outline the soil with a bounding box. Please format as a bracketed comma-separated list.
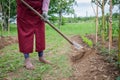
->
[0, 35, 119, 80]
[0, 36, 18, 50]
[69, 35, 119, 80]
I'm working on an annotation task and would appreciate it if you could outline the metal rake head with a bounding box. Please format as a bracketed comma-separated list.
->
[73, 41, 83, 50]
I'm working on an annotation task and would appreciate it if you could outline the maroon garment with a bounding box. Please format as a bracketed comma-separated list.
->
[17, 0, 45, 53]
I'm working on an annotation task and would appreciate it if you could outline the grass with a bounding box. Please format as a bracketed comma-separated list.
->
[81, 36, 93, 48]
[59, 22, 95, 35]
[0, 24, 17, 36]
[0, 21, 95, 80]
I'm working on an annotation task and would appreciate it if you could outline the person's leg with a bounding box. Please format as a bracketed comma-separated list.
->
[24, 53, 35, 70]
[35, 21, 45, 52]
[38, 51, 51, 64]
[38, 51, 43, 57]
[34, 20, 51, 64]
[17, 18, 35, 69]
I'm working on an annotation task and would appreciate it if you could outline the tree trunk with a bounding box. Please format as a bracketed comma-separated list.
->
[101, 0, 105, 44]
[106, 14, 109, 37]
[96, 0, 98, 43]
[58, 10, 62, 29]
[118, 4, 120, 68]
[108, 0, 112, 52]
[91, 2, 98, 43]
[8, 0, 10, 35]
[3, 12, 8, 31]
[1, 1, 9, 32]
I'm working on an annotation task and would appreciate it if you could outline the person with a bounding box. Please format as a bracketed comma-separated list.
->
[16, 0, 51, 70]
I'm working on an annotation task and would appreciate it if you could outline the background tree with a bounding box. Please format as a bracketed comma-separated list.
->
[119, 3, 120, 68]
[91, 0, 107, 44]
[0, 0, 16, 35]
[0, 0, 9, 31]
[113, 0, 120, 68]
[108, 0, 112, 52]
[91, 0, 99, 43]
[49, 0, 75, 28]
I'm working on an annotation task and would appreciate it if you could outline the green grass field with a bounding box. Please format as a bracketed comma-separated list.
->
[0, 22, 95, 80]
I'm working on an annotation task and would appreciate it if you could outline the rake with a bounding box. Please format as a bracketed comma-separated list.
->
[21, 0, 83, 50]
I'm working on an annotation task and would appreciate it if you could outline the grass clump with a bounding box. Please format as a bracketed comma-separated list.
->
[81, 36, 93, 48]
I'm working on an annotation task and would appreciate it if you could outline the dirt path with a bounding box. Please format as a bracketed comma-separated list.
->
[69, 35, 119, 80]
[0, 36, 18, 50]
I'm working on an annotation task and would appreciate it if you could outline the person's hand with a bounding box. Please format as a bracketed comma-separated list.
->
[42, 11, 48, 21]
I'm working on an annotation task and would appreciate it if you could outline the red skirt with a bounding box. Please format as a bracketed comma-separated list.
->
[17, 0, 45, 53]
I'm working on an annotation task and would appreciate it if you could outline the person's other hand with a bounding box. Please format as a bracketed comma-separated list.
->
[42, 11, 48, 21]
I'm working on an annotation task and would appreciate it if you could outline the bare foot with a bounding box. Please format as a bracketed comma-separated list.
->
[39, 57, 52, 64]
[24, 58, 35, 70]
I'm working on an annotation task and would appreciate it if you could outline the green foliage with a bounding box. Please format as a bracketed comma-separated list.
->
[112, 0, 120, 5]
[49, 16, 58, 23]
[0, 22, 2, 36]
[112, 21, 119, 37]
[113, 13, 119, 19]
[49, 0, 75, 15]
[10, 0, 16, 17]
[61, 17, 66, 25]
[49, 0, 75, 26]
[0, 0, 16, 17]
[0, 24, 17, 36]
[81, 36, 93, 48]
[0, 0, 16, 32]
[116, 76, 120, 80]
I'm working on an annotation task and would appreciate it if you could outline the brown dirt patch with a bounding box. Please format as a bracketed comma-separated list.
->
[69, 35, 119, 80]
[0, 36, 18, 50]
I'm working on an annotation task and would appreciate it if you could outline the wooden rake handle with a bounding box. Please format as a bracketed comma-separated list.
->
[21, 0, 73, 45]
